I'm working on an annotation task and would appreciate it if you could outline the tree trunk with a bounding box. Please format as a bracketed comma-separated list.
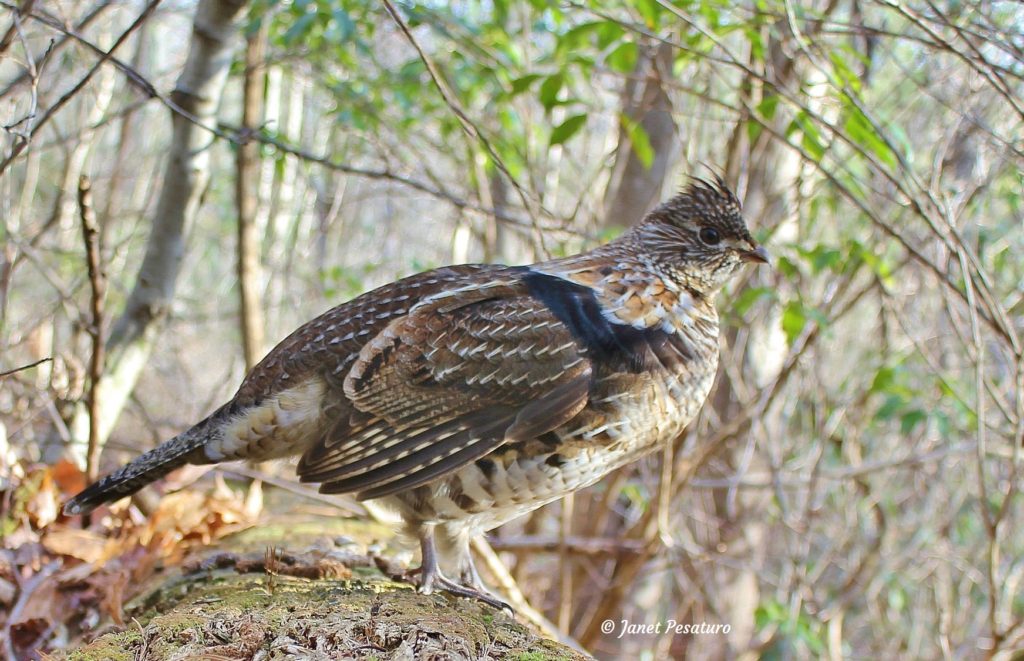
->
[235, 25, 267, 370]
[68, 0, 249, 463]
[602, 40, 679, 229]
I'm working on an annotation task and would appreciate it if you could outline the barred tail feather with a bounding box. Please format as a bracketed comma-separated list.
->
[63, 425, 213, 516]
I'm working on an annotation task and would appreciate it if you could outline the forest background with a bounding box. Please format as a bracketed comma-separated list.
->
[1, 0, 1023, 658]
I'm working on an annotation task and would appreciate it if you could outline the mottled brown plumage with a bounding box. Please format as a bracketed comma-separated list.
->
[66, 177, 768, 608]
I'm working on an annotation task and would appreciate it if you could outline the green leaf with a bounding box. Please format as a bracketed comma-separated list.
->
[900, 409, 927, 434]
[550, 114, 587, 146]
[509, 73, 542, 97]
[797, 245, 843, 274]
[781, 301, 807, 343]
[620, 115, 654, 169]
[843, 104, 897, 168]
[746, 25, 765, 62]
[829, 50, 861, 92]
[283, 11, 318, 45]
[787, 111, 826, 162]
[635, 0, 661, 28]
[757, 94, 779, 122]
[326, 8, 355, 43]
[606, 41, 638, 73]
[876, 394, 905, 420]
[775, 255, 800, 280]
[596, 21, 625, 49]
[781, 300, 827, 343]
[731, 286, 775, 317]
[747, 118, 763, 143]
[539, 73, 565, 111]
[755, 599, 788, 629]
[557, 20, 602, 54]
[869, 366, 896, 395]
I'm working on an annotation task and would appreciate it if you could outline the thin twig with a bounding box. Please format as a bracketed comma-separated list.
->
[0, 0, 162, 176]
[0, 0, 33, 56]
[0, 0, 111, 101]
[488, 535, 646, 555]
[379, 0, 550, 257]
[470, 537, 589, 655]
[0, 559, 60, 660]
[0, 356, 51, 378]
[78, 174, 106, 483]
[214, 464, 366, 517]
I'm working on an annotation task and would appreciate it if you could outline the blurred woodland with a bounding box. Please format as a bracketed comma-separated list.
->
[1, 0, 1023, 658]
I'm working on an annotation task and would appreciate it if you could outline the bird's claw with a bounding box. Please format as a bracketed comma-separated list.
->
[418, 567, 513, 613]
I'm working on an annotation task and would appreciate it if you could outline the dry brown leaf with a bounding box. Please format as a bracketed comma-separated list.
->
[25, 470, 58, 528]
[0, 576, 15, 606]
[49, 459, 86, 497]
[11, 567, 62, 627]
[10, 617, 49, 651]
[41, 527, 116, 564]
[99, 569, 128, 626]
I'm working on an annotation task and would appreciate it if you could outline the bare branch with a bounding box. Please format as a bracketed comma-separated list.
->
[0, 0, 162, 176]
[0, 356, 51, 379]
[78, 174, 106, 483]
[380, 0, 550, 256]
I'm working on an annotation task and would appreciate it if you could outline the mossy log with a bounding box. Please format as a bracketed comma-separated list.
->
[68, 570, 583, 660]
[64, 496, 587, 660]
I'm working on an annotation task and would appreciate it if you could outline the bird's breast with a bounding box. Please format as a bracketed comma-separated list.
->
[524, 267, 716, 374]
[388, 339, 718, 532]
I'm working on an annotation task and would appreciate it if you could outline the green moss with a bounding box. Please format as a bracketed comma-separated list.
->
[69, 572, 587, 660]
[64, 629, 142, 661]
[514, 647, 576, 661]
[67, 490, 586, 659]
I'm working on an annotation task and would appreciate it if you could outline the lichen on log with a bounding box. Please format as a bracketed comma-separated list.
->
[68, 568, 584, 660]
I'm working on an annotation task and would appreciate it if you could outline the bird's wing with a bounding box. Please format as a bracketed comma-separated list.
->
[296, 273, 594, 500]
[229, 264, 508, 410]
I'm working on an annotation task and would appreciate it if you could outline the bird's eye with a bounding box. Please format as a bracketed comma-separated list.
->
[699, 227, 722, 245]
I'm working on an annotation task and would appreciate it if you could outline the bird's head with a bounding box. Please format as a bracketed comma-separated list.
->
[631, 177, 769, 295]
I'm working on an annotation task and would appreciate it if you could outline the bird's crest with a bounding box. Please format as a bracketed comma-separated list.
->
[650, 176, 748, 240]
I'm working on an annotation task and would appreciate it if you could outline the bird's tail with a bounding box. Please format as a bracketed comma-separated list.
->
[63, 415, 220, 516]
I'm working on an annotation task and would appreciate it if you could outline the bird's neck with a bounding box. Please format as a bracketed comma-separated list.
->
[530, 242, 719, 337]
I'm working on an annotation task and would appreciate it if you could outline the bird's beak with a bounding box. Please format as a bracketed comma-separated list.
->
[739, 245, 770, 265]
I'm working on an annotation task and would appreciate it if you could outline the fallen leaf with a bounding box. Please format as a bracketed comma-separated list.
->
[10, 616, 49, 651]
[25, 470, 58, 528]
[99, 569, 128, 626]
[42, 527, 116, 563]
[0, 576, 15, 605]
[49, 459, 86, 496]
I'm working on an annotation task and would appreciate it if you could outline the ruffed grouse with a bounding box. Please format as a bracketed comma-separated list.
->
[65, 177, 768, 608]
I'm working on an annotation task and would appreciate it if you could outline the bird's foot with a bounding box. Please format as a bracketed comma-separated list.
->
[418, 564, 513, 613]
[414, 523, 513, 613]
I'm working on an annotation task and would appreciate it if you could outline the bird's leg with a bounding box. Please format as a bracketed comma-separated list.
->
[448, 531, 489, 594]
[457, 551, 488, 594]
[417, 524, 511, 612]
